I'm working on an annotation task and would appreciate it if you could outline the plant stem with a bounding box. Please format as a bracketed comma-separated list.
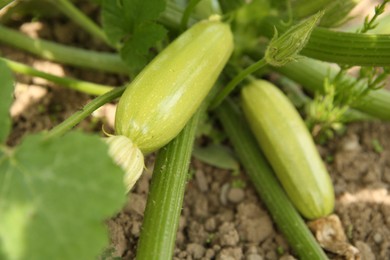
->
[274, 57, 390, 120]
[216, 99, 329, 260]
[136, 108, 202, 260]
[210, 58, 267, 109]
[1, 57, 114, 96]
[0, 25, 128, 74]
[159, 1, 200, 29]
[302, 27, 390, 66]
[48, 0, 111, 47]
[46, 86, 126, 139]
[357, 0, 390, 33]
[180, 0, 202, 30]
[261, 17, 390, 66]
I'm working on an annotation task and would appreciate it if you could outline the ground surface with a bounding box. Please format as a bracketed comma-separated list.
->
[2, 2, 390, 259]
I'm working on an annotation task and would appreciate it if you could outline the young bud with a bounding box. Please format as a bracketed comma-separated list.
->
[265, 11, 324, 67]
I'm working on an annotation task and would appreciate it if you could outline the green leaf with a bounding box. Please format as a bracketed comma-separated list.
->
[120, 23, 167, 70]
[122, 0, 166, 26]
[0, 132, 126, 260]
[0, 59, 14, 144]
[102, 0, 128, 46]
[193, 144, 240, 173]
[101, 0, 167, 71]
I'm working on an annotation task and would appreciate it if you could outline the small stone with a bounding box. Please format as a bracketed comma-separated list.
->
[237, 216, 273, 243]
[193, 194, 209, 218]
[373, 232, 383, 243]
[213, 244, 221, 252]
[187, 221, 208, 244]
[341, 134, 361, 151]
[227, 187, 245, 204]
[237, 203, 264, 219]
[178, 250, 187, 258]
[246, 245, 258, 255]
[205, 217, 217, 232]
[355, 241, 375, 260]
[130, 221, 141, 236]
[124, 193, 146, 216]
[205, 249, 215, 259]
[195, 169, 208, 192]
[216, 247, 243, 260]
[220, 183, 230, 205]
[218, 222, 240, 246]
[107, 220, 127, 257]
[186, 243, 205, 259]
[265, 250, 277, 260]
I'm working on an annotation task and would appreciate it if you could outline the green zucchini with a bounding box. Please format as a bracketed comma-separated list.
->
[241, 80, 334, 219]
[109, 17, 234, 191]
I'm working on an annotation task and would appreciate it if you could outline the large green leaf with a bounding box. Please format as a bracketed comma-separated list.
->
[0, 59, 14, 144]
[0, 132, 126, 260]
[101, 0, 167, 71]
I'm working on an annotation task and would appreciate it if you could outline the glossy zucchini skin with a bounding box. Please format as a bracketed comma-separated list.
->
[115, 19, 233, 154]
[241, 80, 334, 219]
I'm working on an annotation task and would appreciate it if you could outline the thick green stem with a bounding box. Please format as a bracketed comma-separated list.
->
[302, 27, 390, 66]
[1, 57, 114, 96]
[47, 0, 111, 47]
[46, 86, 125, 139]
[136, 109, 202, 260]
[261, 17, 390, 66]
[0, 25, 128, 74]
[210, 58, 267, 109]
[216, 99, 329, 260]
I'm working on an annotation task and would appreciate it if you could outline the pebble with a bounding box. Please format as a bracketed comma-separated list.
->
[341, 134, 361, 151]
[246, 245, 258, 255]
[204, 248, 215, 259]
[205, 217, 216, 232]
[373, 232, 383, 243]
[124, 193, 146, 216]
[186, 243, 205, 259]
[218, 222, 240, 246]
[355, 241, 375, 260]
[227, 187, 245, 203]
[220, 183, 230, 205]
[217, 247, 243, 260]
[195, 169, 208, 192]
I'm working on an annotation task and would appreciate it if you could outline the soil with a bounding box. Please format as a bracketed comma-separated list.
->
[2, 1, 390, 260]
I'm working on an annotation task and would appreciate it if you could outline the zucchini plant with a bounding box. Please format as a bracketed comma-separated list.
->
[0, 0, 389, 259]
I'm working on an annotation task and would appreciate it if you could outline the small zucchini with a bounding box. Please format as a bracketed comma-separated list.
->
[109, 17, 233, 191]
[241, 80, 334, 219]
